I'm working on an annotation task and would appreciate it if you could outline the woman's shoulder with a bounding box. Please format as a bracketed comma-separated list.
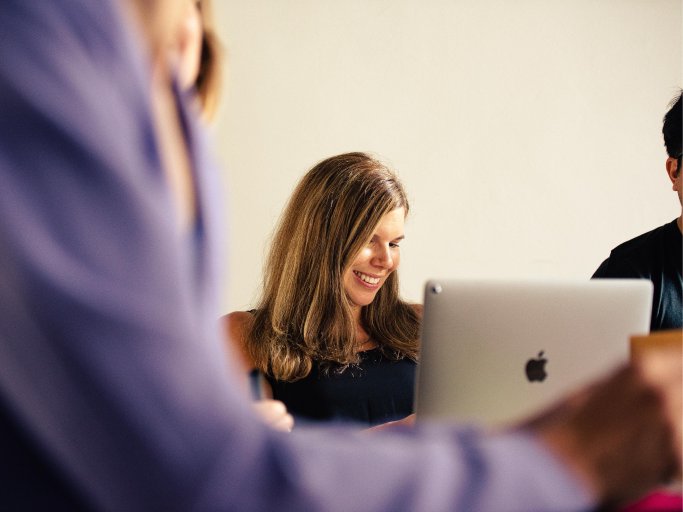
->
[222, 310, 255, 335]
[221, 311, 256, 370]
[408, 303, 423, 317]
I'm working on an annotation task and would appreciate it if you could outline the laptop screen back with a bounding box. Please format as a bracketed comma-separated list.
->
[415, 278, 653, 425]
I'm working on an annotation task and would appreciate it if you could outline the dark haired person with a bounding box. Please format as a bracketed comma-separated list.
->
[0, 2, 680, 510]
[593, 91, 682, 331]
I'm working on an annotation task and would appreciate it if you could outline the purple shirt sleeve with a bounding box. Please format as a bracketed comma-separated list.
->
[0, 2, 594, 511]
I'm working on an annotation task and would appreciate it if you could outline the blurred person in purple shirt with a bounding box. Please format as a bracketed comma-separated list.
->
[0, 1, 679, 511]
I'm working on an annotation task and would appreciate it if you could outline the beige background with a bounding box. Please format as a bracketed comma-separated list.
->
[211, 0, 682, 313]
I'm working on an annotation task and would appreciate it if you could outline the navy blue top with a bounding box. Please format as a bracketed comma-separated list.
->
[266, 349, 416, 427]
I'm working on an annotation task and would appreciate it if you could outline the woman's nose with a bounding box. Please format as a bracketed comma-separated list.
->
[372, 245, 393, 268]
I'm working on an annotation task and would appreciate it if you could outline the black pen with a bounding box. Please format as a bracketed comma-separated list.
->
[248, 369, 263, 400]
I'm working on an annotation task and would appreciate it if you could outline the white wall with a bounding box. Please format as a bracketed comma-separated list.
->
[212, 0, 682, 313]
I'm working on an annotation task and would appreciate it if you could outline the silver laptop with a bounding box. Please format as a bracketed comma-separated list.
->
[414, 278, 653, 425]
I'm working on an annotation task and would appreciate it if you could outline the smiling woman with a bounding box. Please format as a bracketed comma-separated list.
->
[223, 152, 422, 427]
[344, 206, 405, 314]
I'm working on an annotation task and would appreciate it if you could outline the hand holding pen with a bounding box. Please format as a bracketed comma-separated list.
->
[249, 369, 294, 432]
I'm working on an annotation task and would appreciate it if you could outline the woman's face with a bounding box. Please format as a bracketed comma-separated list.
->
[343, 207, 405, 309]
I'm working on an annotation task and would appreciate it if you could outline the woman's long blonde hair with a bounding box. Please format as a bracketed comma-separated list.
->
[247, 152, 421, 381]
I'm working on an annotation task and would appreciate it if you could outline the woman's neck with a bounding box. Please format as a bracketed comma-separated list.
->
[354, 311, 378, 352]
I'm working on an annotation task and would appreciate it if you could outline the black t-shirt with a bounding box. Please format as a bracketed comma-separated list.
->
[266, 349, 416, 427]
[592, 219, 682, 331]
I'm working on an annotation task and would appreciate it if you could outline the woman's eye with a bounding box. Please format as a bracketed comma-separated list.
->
[389, 242, 401, 248]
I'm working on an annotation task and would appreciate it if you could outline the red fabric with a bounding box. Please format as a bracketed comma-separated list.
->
[621, 491, 683, 512]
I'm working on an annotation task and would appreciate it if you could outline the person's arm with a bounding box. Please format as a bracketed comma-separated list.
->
[0, 2, 676, 511]
[223, 311, 293, 430]
[222, 311, 258, 377]
[523, 355, 682, 506]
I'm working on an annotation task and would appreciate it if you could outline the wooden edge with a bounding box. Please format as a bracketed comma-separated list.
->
[630, 329, 683, 360]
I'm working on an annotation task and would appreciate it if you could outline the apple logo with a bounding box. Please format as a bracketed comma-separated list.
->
[525, 351, 548, 382]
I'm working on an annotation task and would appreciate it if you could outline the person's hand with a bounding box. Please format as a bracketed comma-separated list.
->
[522, 344, 682, 508]
[637, 342, 683, 483]
[252, 399, 294, 432]
[364, 414, 416, 433]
